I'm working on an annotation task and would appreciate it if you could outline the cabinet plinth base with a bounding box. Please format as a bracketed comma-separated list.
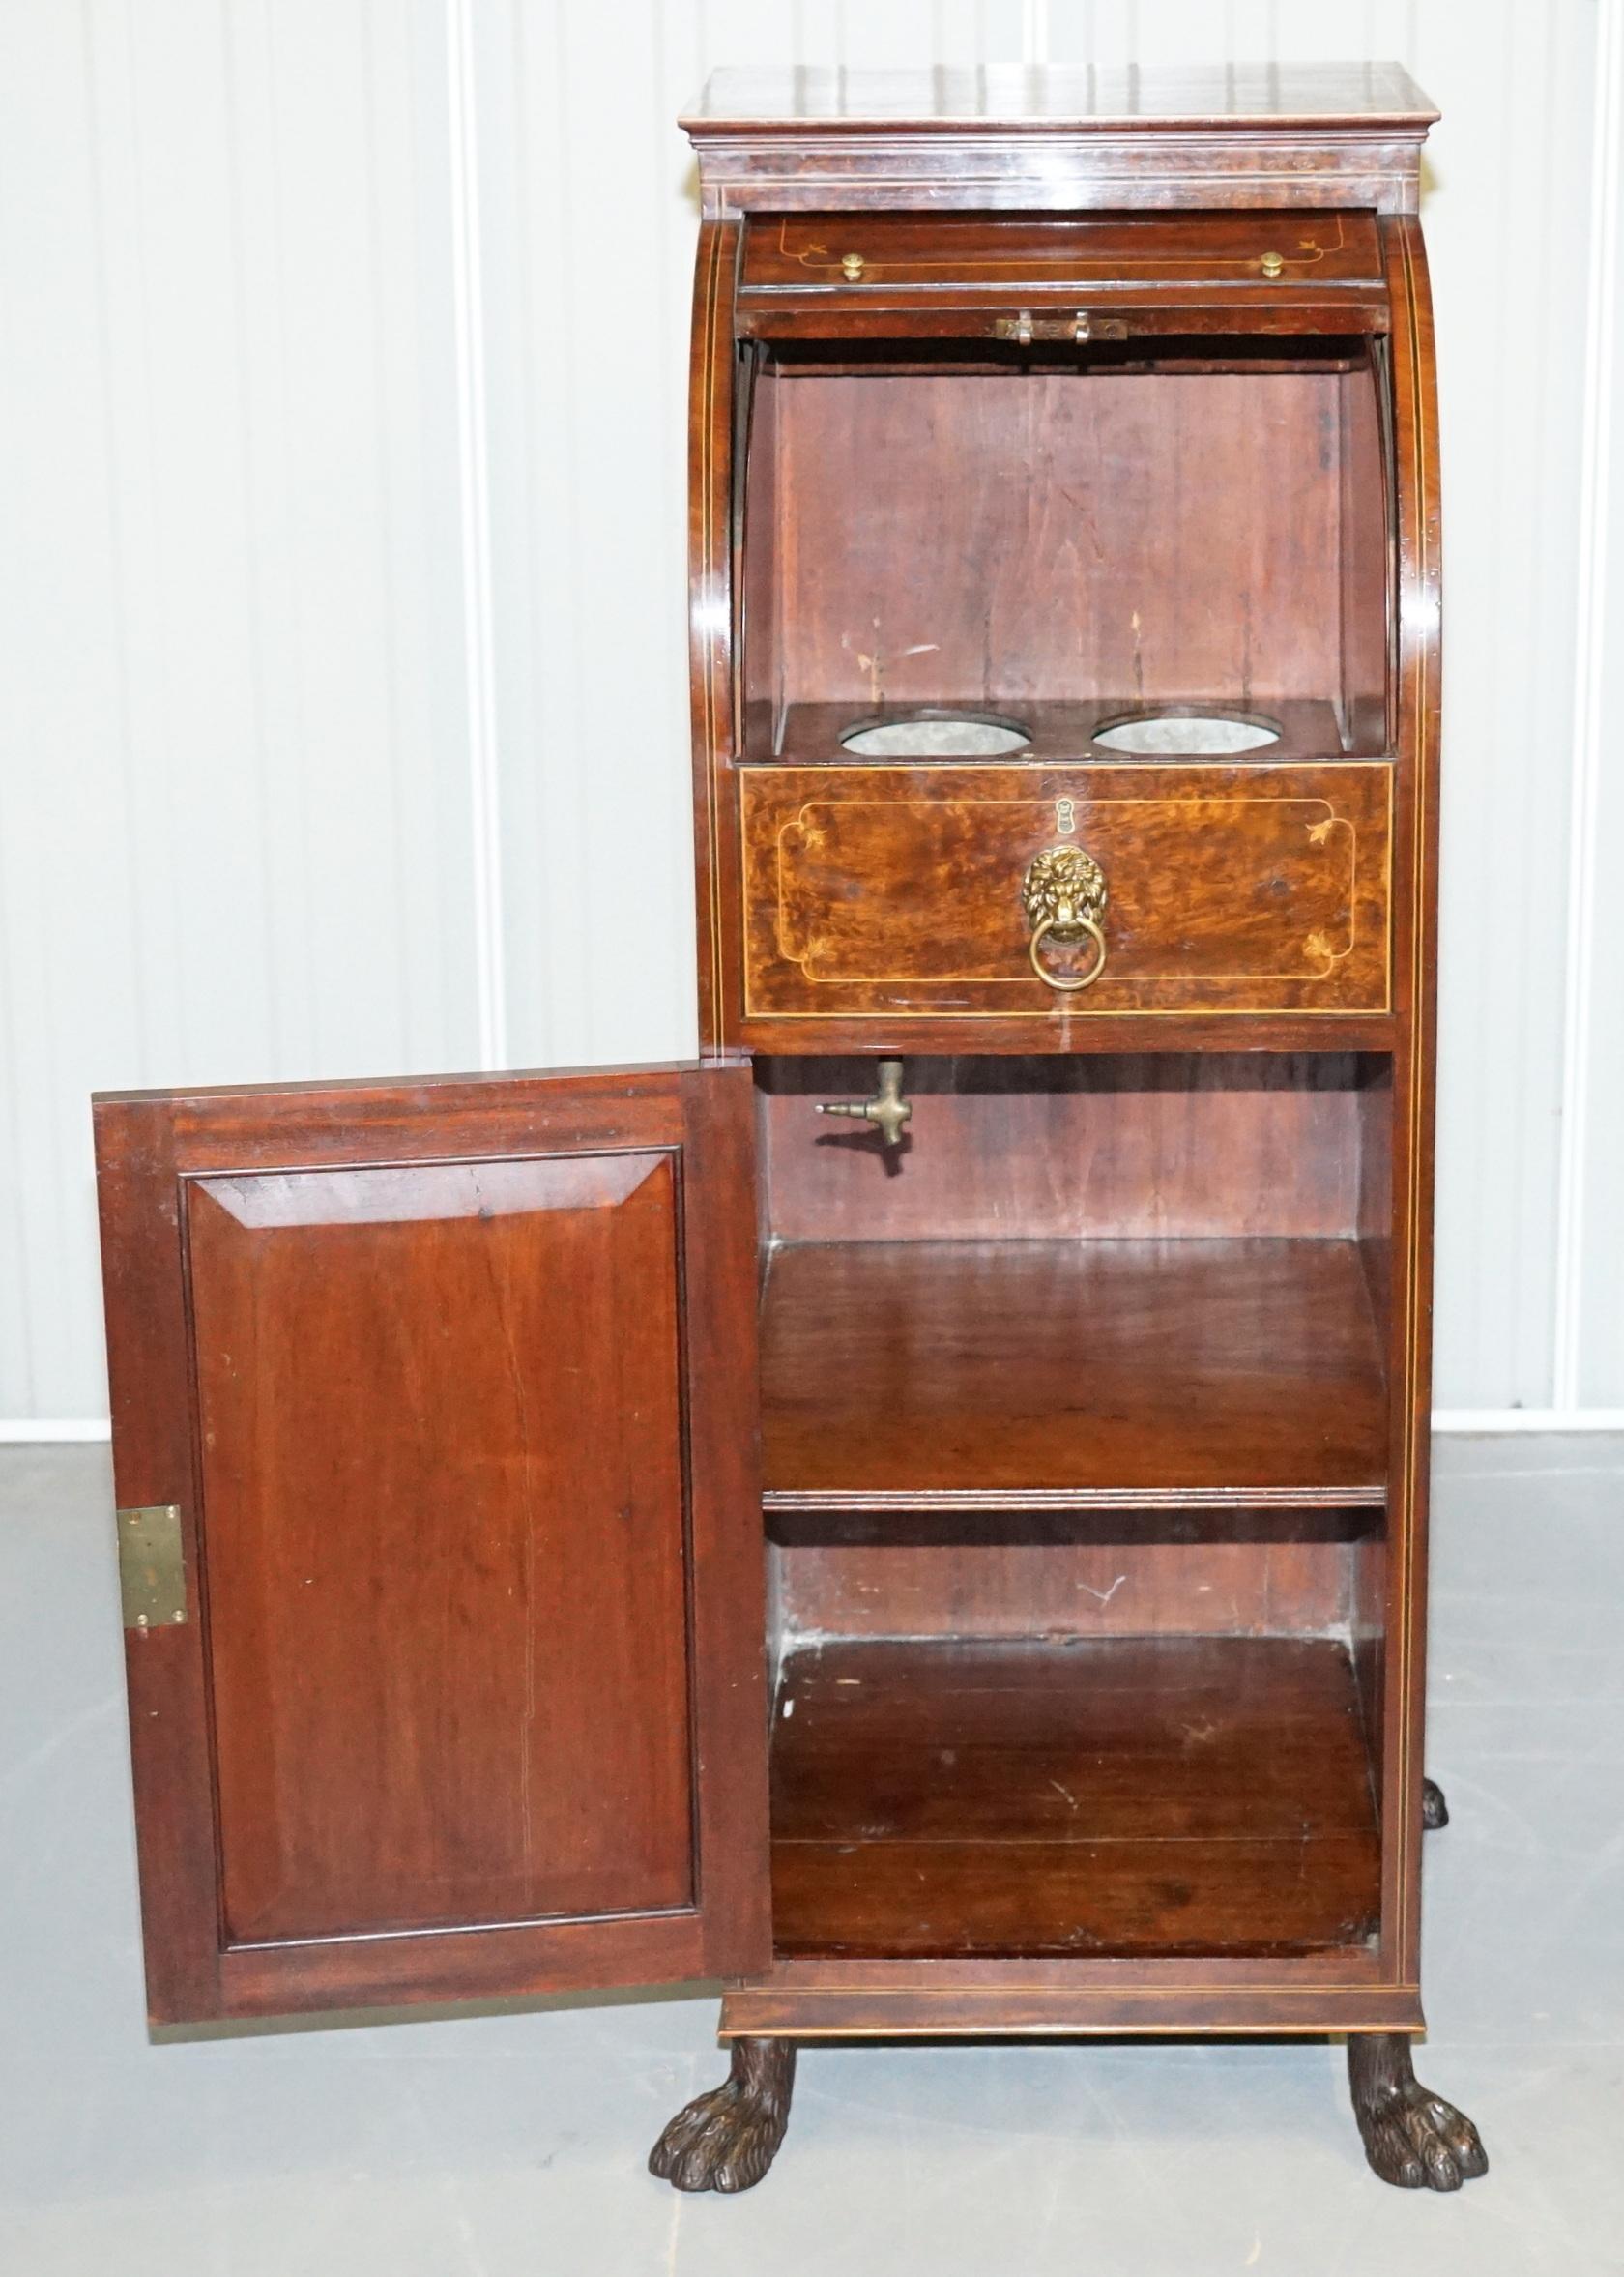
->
[1348, 2032, 1487, 2190]
[722, 1971, 1423, 2040]
[649, 2037, 797, 2194]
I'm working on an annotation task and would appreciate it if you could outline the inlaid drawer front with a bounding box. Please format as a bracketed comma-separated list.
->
[740, 764, 1391, 1022]
[740, 212, 1385, 297]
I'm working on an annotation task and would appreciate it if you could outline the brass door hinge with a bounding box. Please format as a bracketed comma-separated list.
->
[117, 1504, 188, 1632]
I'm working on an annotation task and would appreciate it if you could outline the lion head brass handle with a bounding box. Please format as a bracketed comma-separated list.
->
[1022, 845, 1109, 992]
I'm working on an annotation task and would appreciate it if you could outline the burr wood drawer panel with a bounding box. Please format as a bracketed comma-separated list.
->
[740, 764, 1391, 1022]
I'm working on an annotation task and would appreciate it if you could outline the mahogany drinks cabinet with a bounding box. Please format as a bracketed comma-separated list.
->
[92, 65, 1488, 2199]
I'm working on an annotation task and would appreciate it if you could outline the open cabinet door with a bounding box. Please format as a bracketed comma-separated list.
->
[93, 1062, 768, 2023]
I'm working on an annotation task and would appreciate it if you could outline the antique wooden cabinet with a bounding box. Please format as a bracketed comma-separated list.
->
[94, 65, 1487, 2200]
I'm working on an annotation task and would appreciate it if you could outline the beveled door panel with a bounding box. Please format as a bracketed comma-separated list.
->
[94, 1065, 768, 2021]
[190, 1153, 691, 1946]
[740, 763, 1390, 1027]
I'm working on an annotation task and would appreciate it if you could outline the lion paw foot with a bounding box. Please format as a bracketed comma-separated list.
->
[1349, 2035, 1487, 2192]
[649, 2039, 795, 2194]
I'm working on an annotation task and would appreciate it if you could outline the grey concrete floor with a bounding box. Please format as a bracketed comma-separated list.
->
[0, 1438, 1620, 2276]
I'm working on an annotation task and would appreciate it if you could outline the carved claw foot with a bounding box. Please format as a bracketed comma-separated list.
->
[1422, 1777, 1449, 1829]
[1348, 2034, 1487, 2191]
[649, 2037, 796, 2194]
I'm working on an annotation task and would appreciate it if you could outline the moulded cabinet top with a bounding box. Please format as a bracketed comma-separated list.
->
[681, 63, 1437, 219]
[683, 62, 1437, 134]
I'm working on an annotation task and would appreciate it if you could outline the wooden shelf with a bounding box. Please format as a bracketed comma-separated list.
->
[747, 695, 1377, 766]
[770, 1637, 1381, 1960]
[761, 1237, 1387, 1510]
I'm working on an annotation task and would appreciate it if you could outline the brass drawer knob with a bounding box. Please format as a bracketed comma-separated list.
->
[840, 251, 865, 280]
[1022, 845, 1108, 992]
[1260, 250, 1285, 277]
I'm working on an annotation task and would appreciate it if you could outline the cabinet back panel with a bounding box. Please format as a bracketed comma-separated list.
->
[775, 1538, 1351, 1644]
[764, 367, 1362, 713]
[188, 1153, 695, 1945]
[760, 1054, 1371, 1242]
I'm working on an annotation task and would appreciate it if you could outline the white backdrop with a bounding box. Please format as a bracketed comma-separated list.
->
[0, 0, 1620, 1426]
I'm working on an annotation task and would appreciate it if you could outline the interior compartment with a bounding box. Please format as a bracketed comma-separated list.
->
[763, 1235, 1385, 1502]
[757, 1051, 1391, 1508]
[740, 336, 1391, 765]
[768, 1635, 1382, 1959]
[727, 211, 1405, 1986]
[755, 1049, 1393, 1964]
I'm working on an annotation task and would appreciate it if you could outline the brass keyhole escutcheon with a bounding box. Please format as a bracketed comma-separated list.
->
[1022, 845, 1109, 992]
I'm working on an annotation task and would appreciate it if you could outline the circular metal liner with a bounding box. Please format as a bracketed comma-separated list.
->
[1091, 711, 1281, 755]
[840, 714, 1031, 758]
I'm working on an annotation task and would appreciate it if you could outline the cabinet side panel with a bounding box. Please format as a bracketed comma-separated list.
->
[689, 220, 742, 1057]
[1379, 215, 1441, 1988]
[188, 1154, 694, 1946]
[678, 1067, 774, 1972]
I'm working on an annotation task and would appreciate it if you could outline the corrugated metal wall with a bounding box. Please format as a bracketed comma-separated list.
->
[0, 0, 1617, 1424]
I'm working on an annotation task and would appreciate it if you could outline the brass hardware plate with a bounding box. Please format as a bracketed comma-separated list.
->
[118, 1504, 188, 1632]
[1022, 844, 1108, 939]
[994, 311, 1128, 343]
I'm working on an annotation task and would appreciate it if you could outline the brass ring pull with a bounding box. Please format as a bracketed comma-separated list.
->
[1029, 912, 1107, 991]
[1022, 844, 1109, 995]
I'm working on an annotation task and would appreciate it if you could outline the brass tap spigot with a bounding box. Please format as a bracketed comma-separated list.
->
[816, 1059, 913, 1149]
